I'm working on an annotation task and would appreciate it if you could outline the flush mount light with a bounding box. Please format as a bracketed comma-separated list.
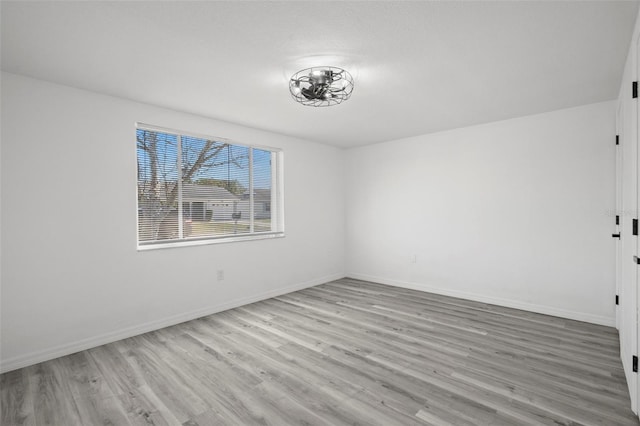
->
[289, 66, 354, 107]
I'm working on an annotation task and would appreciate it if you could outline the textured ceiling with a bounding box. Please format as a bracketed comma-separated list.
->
[2, 1, 638, 148]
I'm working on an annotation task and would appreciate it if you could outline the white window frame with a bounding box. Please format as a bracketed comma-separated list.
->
[136, 123, 284, 251]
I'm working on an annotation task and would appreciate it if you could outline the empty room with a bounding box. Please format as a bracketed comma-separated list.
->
[3, 1, 640, 425]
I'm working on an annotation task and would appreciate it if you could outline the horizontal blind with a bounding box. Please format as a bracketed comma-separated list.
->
[253, 148, 273, 233]
[137, 129, 179, 242]
[136, 125, 282, 247]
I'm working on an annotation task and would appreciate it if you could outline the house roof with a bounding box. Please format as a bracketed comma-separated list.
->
[182, 184, 238, 201]
[139, 182, 239, 201]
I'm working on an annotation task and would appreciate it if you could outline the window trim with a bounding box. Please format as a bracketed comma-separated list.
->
[137, 232, 285, 251]
[135, 123, 285, 250]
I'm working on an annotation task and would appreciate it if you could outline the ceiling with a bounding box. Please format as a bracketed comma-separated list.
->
[2, 1, 638, 148]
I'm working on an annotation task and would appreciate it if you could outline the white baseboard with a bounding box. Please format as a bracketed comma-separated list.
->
[3, 271, 613, 373]
[0, 273, 345, 374]
[347, 273, 615, 327]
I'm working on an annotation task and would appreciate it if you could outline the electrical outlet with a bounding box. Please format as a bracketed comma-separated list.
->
[217, 270, 224, 281]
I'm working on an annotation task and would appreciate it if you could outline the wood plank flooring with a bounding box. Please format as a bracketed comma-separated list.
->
[2, 278, 638, 425]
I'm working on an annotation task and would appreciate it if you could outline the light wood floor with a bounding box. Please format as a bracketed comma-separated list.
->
[2, 278, 639, 425]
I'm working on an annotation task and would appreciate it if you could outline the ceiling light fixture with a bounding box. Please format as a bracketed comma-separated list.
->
[289, 66, 354, 107]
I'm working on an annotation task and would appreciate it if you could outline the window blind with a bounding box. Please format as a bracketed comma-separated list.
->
[136, 125, 282, 248]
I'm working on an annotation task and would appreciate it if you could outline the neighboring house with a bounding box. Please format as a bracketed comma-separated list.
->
[238, 189, 271, 221]
[181, 183, 240, 221]
[138, 182, 244, 222]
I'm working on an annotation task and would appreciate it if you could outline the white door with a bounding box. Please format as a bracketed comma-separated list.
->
[620, 92, 638, 413]
[636, 34, 640, 413]
[619, 36, 639, 413]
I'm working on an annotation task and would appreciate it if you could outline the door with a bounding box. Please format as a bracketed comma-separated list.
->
[192, 202, 205, 221]
[618, 35, 640, 414]
[636, 34, 640, 412]
[620, 92, 638, 413]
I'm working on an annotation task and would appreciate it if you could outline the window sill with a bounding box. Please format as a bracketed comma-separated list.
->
[137, 232, 285, 251]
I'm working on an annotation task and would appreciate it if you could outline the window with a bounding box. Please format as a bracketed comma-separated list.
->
[136, 124, 283, 249]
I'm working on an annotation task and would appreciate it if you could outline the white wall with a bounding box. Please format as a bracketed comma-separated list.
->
[0, 72, 345, 372]
[346, 101, 616, 326]
[0, 70, 620, 372]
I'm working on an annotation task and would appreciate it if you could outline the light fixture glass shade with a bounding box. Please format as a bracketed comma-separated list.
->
[289, 66, 354, 107]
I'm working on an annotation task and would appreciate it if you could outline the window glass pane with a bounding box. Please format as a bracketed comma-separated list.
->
[137, 129, 179, 241]
[181, 136, 250, 238]
[253, 148, 272, 232]
[228, 144, 251, 235]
